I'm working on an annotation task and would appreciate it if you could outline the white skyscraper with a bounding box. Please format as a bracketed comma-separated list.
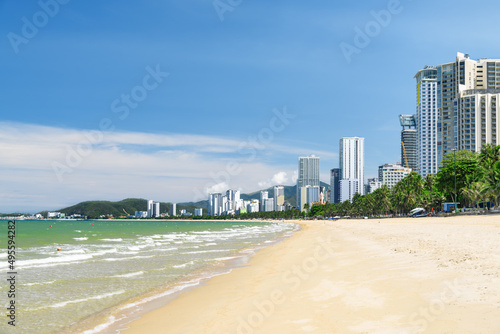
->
[260, 191, 268, 211]
[147, 200, 160, 218]
[339, 137, 364, 202]
[414, 67, 439, 177]
[208, 193, 222, 216]
[296, 155, 320, 208]
[274, 185, 285, 211]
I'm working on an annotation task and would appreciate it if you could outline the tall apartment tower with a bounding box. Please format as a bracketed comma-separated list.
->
[260, 191, 268, 211]
[399, 114, 417, 171]
[208, 193, 222, 216]
[296, 155, 320, 208]
[415, 52, 500, 171]
[414, 68, 440, 177]
[274, 185, 285, 211]
[339, 137, 364, 202]
[329, 168, 340, 203]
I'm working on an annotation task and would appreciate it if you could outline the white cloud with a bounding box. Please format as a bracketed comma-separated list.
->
[0, 122, 315, 212]
[271, 171, 288, 185]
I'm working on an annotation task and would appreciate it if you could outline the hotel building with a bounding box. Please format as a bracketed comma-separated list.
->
[414, 68, 440, 177]
[296, 155, 320, 208]
[339, 137, 364, 202]
[378, 163, 412, 189]
[399, 114, 417, 171]
[415, 52, 500, 174]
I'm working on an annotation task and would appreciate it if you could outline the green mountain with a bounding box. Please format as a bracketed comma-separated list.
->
[56, 198, 203, 219]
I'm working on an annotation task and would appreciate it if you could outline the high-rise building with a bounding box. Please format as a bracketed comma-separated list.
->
[247, 200, 260, 213]
[378, 163, 412, 188]
[414, 67, 440, 177]
[399, 114, 417, 171]
[330, 168, 341, 203]
[339, 137, 364, 202]
[208, 193, 222, 216]
[415, 52, 500, 173]
[226, 190, 240, 214]
[170, 203, 176, 216]
[263, 198, 274, 212]
[340, 179, 358, 202]
[274, 185, 285, 211]
[366, 177, 382, 194]
[296, 155, 320, 208]
[147, 200, 153, 217]
[194, 208, 203, 216]
[306, 185, 320, 205]
[147, 200, 160, 218]
[260, 191, 268, 211]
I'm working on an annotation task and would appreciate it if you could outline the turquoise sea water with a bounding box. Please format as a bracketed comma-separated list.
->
[0, 220, 296, 334]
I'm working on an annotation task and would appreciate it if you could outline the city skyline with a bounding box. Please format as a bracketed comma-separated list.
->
[2, 1, 500, 212]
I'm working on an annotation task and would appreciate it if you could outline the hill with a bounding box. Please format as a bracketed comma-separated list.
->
[57, 198, 204, 219]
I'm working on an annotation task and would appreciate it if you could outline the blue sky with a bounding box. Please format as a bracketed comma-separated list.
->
[1, 0, 500, 212]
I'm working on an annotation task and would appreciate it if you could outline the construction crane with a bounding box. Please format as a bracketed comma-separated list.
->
[401, 141, 409, 169]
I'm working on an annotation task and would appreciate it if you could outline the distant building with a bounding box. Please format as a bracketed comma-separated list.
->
[330, 168, 341, 203]
[306, 186, 320, 205]
[378, 163, 412, 188]
[340, 179, 358, 203]
[147, 200, 161, 218]
[260, 191, 268, 211]
[194, 208, 203, 216]
[296, 155, 320, 208]
[319, 186, 326, 205]
[399, 114, 417, 171]
[274, 185, 285, 211]
[208, 193, 222, 216]
[366, 177, 382, 194]
[247, 200, 260, 213]
[414, 67, 440, 177]
[339, 137, 364, 202]
[170, 203, 177, 216]
[47, 212, 62, 218]
[263, 198, 274, 212]
[298, 185, 321, 210]
[135, 211, 148, 218]
[226, 190, 240, 213]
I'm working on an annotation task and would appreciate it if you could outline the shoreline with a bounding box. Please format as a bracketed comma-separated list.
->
[117, 215, 500, 333]
[58, 220, 299, 334]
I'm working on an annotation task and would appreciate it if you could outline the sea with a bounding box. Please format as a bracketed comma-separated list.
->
[0, 219, 297, 334]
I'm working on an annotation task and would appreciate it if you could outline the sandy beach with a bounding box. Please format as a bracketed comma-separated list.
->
[120, 215, 500, 334]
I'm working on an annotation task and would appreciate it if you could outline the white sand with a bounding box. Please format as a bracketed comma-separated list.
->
[120, 215, 500, 333]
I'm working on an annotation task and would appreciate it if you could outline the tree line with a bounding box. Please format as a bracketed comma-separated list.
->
[307, 144, 500, 218]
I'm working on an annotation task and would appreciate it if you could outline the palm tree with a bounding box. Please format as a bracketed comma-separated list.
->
[479, 143, 500, 165]
[461, 182, 486, 210]
[484, 161, 500, 208]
